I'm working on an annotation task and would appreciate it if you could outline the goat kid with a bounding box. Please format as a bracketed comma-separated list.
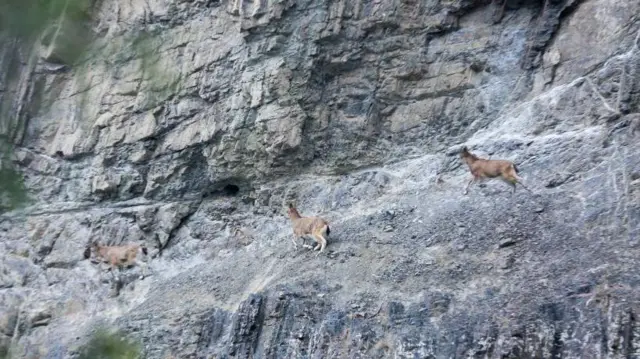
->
[460, 146, 532, 195]
[87, 242, 150, 281]
[286, 203, 331, 255]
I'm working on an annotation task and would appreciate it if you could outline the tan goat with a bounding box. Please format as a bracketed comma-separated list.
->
[286, 203, 331, 255]
[460, 146, 532, 195]
[87, 242, 150, 280]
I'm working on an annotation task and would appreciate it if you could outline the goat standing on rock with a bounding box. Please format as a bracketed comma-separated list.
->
[86, 242, 150, 281]
[460, 146, 532, 195]
[286, 203, 331, 255]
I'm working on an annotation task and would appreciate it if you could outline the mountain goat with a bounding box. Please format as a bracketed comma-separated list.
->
[460, 146, 532, 195]
[286, 203, 331, 255]
[86, 242, 150, 280]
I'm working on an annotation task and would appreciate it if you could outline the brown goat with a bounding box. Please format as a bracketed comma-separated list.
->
[88, 242, 150, 280]
[460, 146, 532, 195]
[286, 203, 331, 255]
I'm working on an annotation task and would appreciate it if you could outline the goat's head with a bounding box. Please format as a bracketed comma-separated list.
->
[84, 241, 101, 259]
[460, 146, 479, 163]
[460, 146, 470, 157]
[287, 202, 300, 218]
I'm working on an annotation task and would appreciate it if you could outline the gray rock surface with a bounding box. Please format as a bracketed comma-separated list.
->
[1, 0, 640, 357]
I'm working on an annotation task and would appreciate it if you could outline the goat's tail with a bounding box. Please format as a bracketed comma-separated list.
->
[512, 163, 519, 174]
[318, 223, 330, 236]
[83, 245, 92, 259]
[83, 241, 98, 259]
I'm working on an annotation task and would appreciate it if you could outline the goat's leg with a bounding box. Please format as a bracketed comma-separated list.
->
[519, 182, 533, 193]
[500, 177, 517, 195]
[310, 233, 322, 251]
[313, 233, 327, 256]
[291, 235, 298, 249]
[138, 261, 150, 279]
[110, 264, 122, 283]
[515, 176, 533, 193]
[108, 266, 116, 280]
[302, 237, 314, 250]
[464, 177, 475, 195]
[318, 235, 327, 254]
[108, 259, 120, 282]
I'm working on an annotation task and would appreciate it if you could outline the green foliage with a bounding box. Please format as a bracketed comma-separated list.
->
[0, 0, 180, 212]
[0, 0, 92, 41]
[77, 328, 142, 359]
[0, 166, 28, 212]
[0, 1, 94, 212]
[0, 138, 28, 213]
[0, 0, 95, 65]
[0, 328, 142, 359]
[0, 340, 23, 359]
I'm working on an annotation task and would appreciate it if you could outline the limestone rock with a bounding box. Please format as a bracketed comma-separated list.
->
[1, 0, 640, 357]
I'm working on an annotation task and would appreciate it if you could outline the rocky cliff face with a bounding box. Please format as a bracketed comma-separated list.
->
[1, 0, 640, 357]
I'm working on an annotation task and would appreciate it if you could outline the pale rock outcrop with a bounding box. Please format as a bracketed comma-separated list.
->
[1, 0, 639, 357]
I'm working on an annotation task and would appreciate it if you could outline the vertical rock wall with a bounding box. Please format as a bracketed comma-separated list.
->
[0, 0, 639, 358]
